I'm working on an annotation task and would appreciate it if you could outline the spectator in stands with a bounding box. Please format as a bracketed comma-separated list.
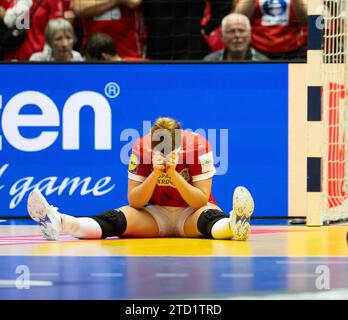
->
[62, 0, 84, 52]
[30, 18, 83, 61]
[204, 13, 268, 61]
[3, 0, 64, 60]
[70, 0, 144, 59]
[234, 0, 307, 60]
[141, 0, 233, 60]
[84, 32, 146, 61]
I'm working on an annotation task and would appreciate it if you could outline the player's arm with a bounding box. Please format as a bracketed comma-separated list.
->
[127, 173, 160, 209]
[165, 152, 211, 209]
[293, 0, 307, 23]
[71, 0, 142, 18]
[168, 170, 212, 210]
[127, 151, 164, 209]
[233, 0, 256, 18]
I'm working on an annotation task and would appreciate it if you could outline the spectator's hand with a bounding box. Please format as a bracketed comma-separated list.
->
[64, 10, 76, 24]
[152, 151, 165, 174]
[0, 6, 6, 20]
[120, 0, 142, 9]
[165, 151, 178, 174]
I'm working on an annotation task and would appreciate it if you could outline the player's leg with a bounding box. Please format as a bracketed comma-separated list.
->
[95, 205, 160, 238]
[183, 186, 254, 241]
[182, 203, 232, 239]
[27, 189, 159, 240]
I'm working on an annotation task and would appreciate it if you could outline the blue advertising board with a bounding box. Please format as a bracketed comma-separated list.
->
[0, 63, 288, 217]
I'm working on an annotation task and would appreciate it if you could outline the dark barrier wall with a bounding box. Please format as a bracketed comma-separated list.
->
[0, 63, 288, 217]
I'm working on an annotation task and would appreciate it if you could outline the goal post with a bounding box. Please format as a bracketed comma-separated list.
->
[307, 0, 348, 225]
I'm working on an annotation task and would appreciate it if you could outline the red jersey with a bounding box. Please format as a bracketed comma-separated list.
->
[5, 0, 63, 61]
[251, 0, 304, 54]
[128, 131, 217, 207]
[82, 6, 144, 58]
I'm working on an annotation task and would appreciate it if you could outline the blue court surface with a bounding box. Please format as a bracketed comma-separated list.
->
[0, 256, 348, 300]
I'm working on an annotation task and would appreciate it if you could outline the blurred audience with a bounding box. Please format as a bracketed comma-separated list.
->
[0, 0, 10, 59]
[204, 13, 268, 61]
[0, 0, 310, 62]
[84, 32, 146, 61]
[142, 0, 233, 60]
[2, 0, 64, 60]
[71, 0, 144, 58]
[30, 18, 83, 61]
[234, 0, 307, 60]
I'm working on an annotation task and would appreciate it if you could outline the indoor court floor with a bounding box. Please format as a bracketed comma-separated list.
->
[0, 219, 347, 300]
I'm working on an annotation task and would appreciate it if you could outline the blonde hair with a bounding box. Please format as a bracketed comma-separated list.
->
[151, 117, 182, 153]
[152, 117, 181, 132]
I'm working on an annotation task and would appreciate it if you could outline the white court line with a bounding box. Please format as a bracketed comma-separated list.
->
[0, 220, 7, 223]
[276, 260, 348, 265]
[155, 273, 188, 278]
[90, 273, 123, 277]
[0, 280, 53, 288]
[220, 273, 254, 278]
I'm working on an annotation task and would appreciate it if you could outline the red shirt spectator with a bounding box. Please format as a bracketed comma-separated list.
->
[82, 7, 143, 58]
[5, 0, 64, 60]
[71, 0, 144, 58]
[0, 0, 10, 10]
[201, 1, 226, 52]
[235, 0, 307, 59]
[252, 0, 303, 53]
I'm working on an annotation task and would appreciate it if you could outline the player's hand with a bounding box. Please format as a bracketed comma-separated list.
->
[152, 151, 165, 174]
[165, 151, 178, 174]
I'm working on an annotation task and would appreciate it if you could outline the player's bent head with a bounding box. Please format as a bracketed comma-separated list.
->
[151, 117, 182, 155]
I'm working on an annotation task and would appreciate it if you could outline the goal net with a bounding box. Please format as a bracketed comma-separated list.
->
[322, 0, 348, 223]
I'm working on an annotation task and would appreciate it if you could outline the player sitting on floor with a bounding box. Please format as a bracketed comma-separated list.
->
[27, 117, 254, 241]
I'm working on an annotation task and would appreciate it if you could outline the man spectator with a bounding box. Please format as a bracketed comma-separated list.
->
[234, 0, 307, 60]
[70, 0, 144, 58]
[204, 13, 268, 61]
[84, 32, 146, 61]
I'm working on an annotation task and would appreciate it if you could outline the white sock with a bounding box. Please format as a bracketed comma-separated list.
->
[211, 218, 233, 239]
[61, 214, 102, 239]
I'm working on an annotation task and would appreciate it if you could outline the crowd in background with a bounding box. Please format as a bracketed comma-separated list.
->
[0, 0, 308, 62]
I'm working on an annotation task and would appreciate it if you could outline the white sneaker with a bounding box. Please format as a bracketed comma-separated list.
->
[27, 189, 61, 241]
[230, 186, 254, 241]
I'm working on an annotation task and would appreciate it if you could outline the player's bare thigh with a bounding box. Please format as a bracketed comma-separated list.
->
[119, 205, 160, 237]
[183, 203, 223, 238]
